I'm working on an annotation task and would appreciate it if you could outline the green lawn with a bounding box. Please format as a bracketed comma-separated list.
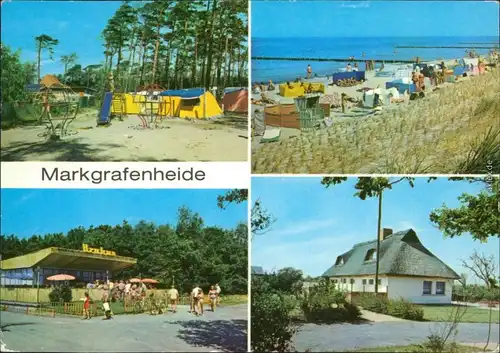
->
[420, 305, 500, 323]
[349, 343, 475, 352]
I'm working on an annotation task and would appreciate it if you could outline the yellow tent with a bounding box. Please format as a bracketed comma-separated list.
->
[279, 82, 325, 98]
[111, 89, 222, 119]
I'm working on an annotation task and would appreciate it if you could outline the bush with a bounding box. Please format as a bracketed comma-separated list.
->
[356, 293, 389, 314]
[251, 292, 296, 352]
[388, 298, 424, 321]
[48, 284, 73, 303]
[356, 294, 424, 321]
[301, 281, 362, 323]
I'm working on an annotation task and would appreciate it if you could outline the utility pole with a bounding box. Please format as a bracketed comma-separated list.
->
[374, 191, 382, 294]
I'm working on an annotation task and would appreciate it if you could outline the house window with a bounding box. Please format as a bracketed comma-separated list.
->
[332, 279, 338, 283]
[378, 279, 382, 285]
[368, 279, 374, 285]
[181, 97, 201, 107]
[436, 281, 446, 295]
[364, 249, 377, 262]
[342, 278, 346, 283]
[335, 256, 344, 266]
[350, 279, 355, 284]
[362, 279, 367, 285]
[423, 281, 432, 295]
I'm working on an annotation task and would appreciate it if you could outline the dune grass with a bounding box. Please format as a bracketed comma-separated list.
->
[252, 69, 500, 174]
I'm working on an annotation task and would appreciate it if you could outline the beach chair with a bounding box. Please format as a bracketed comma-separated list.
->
[294, 95, 324, 132]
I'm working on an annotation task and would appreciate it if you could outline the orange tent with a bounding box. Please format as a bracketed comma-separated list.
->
[223, 88, 248, 114]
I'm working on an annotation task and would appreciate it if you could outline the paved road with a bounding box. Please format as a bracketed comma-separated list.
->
[294, 321, 500, 352]
[0, 305, 247, 352]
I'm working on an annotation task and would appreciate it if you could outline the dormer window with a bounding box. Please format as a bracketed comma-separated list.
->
[335, 256, 344, 266]
[364, 249, 377, 262]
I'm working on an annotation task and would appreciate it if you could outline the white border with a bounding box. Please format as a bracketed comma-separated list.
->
[247, 1, 253, 351]
[0, 162, 249, 189]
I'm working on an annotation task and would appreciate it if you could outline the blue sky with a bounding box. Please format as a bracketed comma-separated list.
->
[251, 177, 499, 283]
[1, 189, 247, 238]
[1, 1, 121, 75]
[252, 1, 500, 38]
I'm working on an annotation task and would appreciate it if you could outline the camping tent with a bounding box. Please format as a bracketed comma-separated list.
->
[223, 87, 248, 114]
[111, 88, 222, 119]
[159, 88, 222, 119]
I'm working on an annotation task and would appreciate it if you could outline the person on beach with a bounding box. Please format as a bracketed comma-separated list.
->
[82, 292, 92, 320]
[353, 63, 359, 72]
[306, 64, 312, 78]
[267, 80, 275, 91]
[252, 83, 261, 94]
[286, 81, 293, 89]
[346, 63, 352, 72]
[209, 285, 218, 312]
[167, 284, 179, 313]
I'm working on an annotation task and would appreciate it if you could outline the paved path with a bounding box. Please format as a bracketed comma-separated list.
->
[294, 321, 500, 352]
[0, 305, 247, 352]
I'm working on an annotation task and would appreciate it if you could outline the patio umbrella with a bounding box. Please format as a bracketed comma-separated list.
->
[47, 274, 75, 281]
[141, 278, 158, 284]
[129, 278, 141, 283]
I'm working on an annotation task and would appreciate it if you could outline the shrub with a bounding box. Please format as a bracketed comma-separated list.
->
[48, 284, 73, 303]
[388, 298, 424, 321]
[356, 293, 389, 314]
[251, 292, 296, 352]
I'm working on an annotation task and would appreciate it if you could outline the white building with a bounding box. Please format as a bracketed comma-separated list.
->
[322, 228, 459, 304]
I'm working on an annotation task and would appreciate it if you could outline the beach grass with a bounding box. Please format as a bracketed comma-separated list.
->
[252, 69, 500, 174]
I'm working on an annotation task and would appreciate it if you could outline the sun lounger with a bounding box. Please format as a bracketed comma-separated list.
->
[261, 128, 281, 143]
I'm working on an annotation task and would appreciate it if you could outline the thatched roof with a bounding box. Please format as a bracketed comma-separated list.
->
[40, 75, 67, 89]
[322, 229, 459, 279]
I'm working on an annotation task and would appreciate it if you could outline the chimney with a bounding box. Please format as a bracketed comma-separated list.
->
[379, 228, 393, 241]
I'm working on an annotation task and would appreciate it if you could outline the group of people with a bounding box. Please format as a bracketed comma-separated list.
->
[189, 284, 221, 316]
[252, 80, 276, 94]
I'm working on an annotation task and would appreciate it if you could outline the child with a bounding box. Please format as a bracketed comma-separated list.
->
[102, 288, 112, 320]
[197, 289, 204, 316]
[82, 292, 91, 320]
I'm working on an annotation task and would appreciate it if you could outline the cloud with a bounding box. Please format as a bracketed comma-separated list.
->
[12, 192, 38, 207]
[57, 21, 69, 30]
[268, 218, 337, 238]
[395, 220, 428, 233]
[341, 1, 370, 9]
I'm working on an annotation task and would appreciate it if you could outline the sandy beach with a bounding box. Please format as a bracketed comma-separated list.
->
[251, 59, 499, 174]
[1, 113, 248, 161]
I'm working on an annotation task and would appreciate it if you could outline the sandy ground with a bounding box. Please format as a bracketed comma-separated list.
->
[251, 60, 455, 153]
[1, 112, 248, 162]
[0, 304, 247, 352]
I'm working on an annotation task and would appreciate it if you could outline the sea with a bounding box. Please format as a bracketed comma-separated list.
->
[251, 36, 499, 83]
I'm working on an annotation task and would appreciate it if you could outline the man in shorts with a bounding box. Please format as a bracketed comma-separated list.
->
[191, 285, 201, 314]
[167, 284, 179, 313]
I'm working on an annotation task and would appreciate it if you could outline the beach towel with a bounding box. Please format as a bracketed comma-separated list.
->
[261, 128, 281, 143]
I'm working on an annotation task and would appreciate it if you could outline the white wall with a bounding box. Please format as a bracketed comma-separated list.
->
[330, 276, 388, 293]
[387, 277, 453, 304]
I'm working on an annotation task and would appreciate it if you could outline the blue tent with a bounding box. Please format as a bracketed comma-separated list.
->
[25, 84, 41, 92]
[159, 88, 205, 98]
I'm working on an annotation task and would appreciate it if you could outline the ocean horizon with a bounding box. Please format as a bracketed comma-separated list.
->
[251, 36, 499, 82]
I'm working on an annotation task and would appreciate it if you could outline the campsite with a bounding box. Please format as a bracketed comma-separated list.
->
[250, 1, 499, 174]
[1, 1, 248, 162]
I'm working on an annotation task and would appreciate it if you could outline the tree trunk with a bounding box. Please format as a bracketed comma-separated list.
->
[484, 301, 493, 351]
[36, 40, 42, 83]
[200, 0, 211, 86]
[126, 35, 137, 92]
[375, 191, 382, 294]
[139, 44, 147, 86]
[152, 21, 161, 84]
[206, 0, 220, 91]
[226, 41, 233, 88]
[191, 37, 197, 87]
[174, 48, 180, 89]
